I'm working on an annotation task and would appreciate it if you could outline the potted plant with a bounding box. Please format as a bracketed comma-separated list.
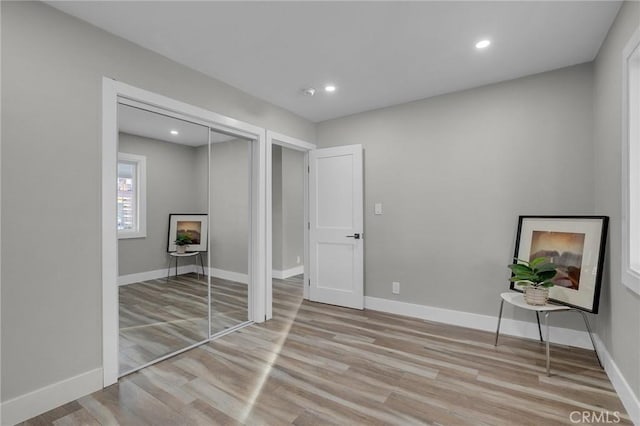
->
[508, 257, 557, 305]
[174, 233, 192, 254]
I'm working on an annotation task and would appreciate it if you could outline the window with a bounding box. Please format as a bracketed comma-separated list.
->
[622, 28, 640, 295]
[117, 153, 146, 239]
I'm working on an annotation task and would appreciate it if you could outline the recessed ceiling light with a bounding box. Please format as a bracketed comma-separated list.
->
[170, 130, 179, 135]
[324, 84, 336, 93]
[476, 40, 491, 49]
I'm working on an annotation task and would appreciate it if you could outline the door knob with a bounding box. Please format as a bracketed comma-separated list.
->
[346, 233, 360, 239]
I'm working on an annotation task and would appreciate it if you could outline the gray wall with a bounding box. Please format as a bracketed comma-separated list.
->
[317, 63, 595, 331]
[593, 1, 640, 402]
[1, 1, 314, 402]
[208, 140, 250, 275]
[272, 146, 284, 269]
[281, 147, 305, 271]
[118, 133, 203, 276]
[271, 145, 304, 272]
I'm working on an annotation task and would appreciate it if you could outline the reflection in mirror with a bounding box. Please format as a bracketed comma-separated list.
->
[209, 130, 251, 335]
[117, 103, 209, 376]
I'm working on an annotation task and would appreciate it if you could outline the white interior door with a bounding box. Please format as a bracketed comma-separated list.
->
[309, 144, 363, 309]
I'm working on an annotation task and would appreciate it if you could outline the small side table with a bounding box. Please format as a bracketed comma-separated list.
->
[494, 292, 601, 376]
[167, 251, 205, 281]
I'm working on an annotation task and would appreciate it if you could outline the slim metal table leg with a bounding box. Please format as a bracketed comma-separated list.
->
[495, 299, 505, 346]
[577, 310, 603, 368]
[535, 311, 543, 342]
[199, 253, 206, 278]
[545, 312, 551, 376]
[175, 257, 178, 278]
[167, 257, 172, 282]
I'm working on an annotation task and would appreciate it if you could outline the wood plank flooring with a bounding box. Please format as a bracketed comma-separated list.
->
[119, 274, 248, 374]
[25, 277, 630, 425]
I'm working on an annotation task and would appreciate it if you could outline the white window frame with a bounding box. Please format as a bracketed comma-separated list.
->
[117, 152, 147, 239]
[622, 26, 640, 295]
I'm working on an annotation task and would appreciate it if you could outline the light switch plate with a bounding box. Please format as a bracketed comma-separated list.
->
[375, 203, 383, 215]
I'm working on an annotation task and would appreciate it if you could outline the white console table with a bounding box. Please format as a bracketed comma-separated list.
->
[167, 251, 205, 281]
[494, 292, 601, 376]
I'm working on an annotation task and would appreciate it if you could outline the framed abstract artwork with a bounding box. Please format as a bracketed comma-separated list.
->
[167, 214, 208, 252]
[510, 216, 608, 313]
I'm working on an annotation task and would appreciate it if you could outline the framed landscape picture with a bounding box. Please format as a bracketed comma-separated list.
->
[167, 214, 208, 252]
[510, 216, 608, 313]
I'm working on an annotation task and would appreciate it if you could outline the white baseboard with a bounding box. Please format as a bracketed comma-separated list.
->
[364, 296, 594, 349]
[119, 266, 249, 286]
[364, 296, 640, 423]
[207, 267, 248, 284]
[593, 336, 640, 425]
[273, 265, 304, 279]
[118, 265, 196, 286]
[1, 368, 103, 426]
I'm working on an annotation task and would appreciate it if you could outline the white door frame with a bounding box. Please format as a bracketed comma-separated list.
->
[102, 78, 267, 387]
[265, 131, 316, 319]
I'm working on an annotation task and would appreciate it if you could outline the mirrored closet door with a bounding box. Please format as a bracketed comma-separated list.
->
[117, 104, 210, 376]
[208, 130, 252, 336]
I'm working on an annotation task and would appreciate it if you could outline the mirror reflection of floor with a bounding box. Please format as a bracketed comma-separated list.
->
[119, 273, 248, 375]
[209, 276, 249, 331]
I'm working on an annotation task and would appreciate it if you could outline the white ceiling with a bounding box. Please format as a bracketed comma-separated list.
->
[53, 1, 621, 122]
[118, 104, 234, 145]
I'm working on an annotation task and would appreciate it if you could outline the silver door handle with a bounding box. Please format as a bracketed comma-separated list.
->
[345, 233, 361, 239]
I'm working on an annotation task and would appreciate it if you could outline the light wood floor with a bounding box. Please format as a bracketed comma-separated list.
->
[25, 277, 630, 425]
[120, 274, 248, 374]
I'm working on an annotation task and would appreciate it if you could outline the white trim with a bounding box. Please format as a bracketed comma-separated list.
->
[266, 130, 316, 320]
[102, 78, 119, 387]
[1, 368, 103, 426]
[118, 265, 198, 286]
[267, 131, 316, 152]
[251, 133, 265, 323]
[303, 152, 310, 301]
[102, 78, 266, 387]
[118, 265, 250, 286]
[207, 267, 249, 285]
[272, 265, 304, 279]
[621, 26, 640, 295]
[594, 336, 640, 425]
[0, 3, 4, 420]
[117, 152, 147, 239]
[266, 131, 273, 319]
[364, 296, 594, 349]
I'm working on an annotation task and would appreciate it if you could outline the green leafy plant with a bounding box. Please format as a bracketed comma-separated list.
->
[174, 233, 193, 246]
[508, 257, 557, 288]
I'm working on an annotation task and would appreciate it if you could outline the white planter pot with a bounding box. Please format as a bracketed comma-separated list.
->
[176, 245, 187, 254]
[524, 286, 549, 306]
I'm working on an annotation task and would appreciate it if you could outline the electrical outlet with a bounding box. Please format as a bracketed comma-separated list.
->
[392, 282, 400, 294]
[296, 256, 301, 264]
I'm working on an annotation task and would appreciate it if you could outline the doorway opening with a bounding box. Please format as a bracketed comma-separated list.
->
[266, 132, 316, 320]
[271, 144, 306, 310]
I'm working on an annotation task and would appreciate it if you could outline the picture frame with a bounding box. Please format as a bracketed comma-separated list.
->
[167, 214, 209, 252]
[510, 216, 608, 314]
